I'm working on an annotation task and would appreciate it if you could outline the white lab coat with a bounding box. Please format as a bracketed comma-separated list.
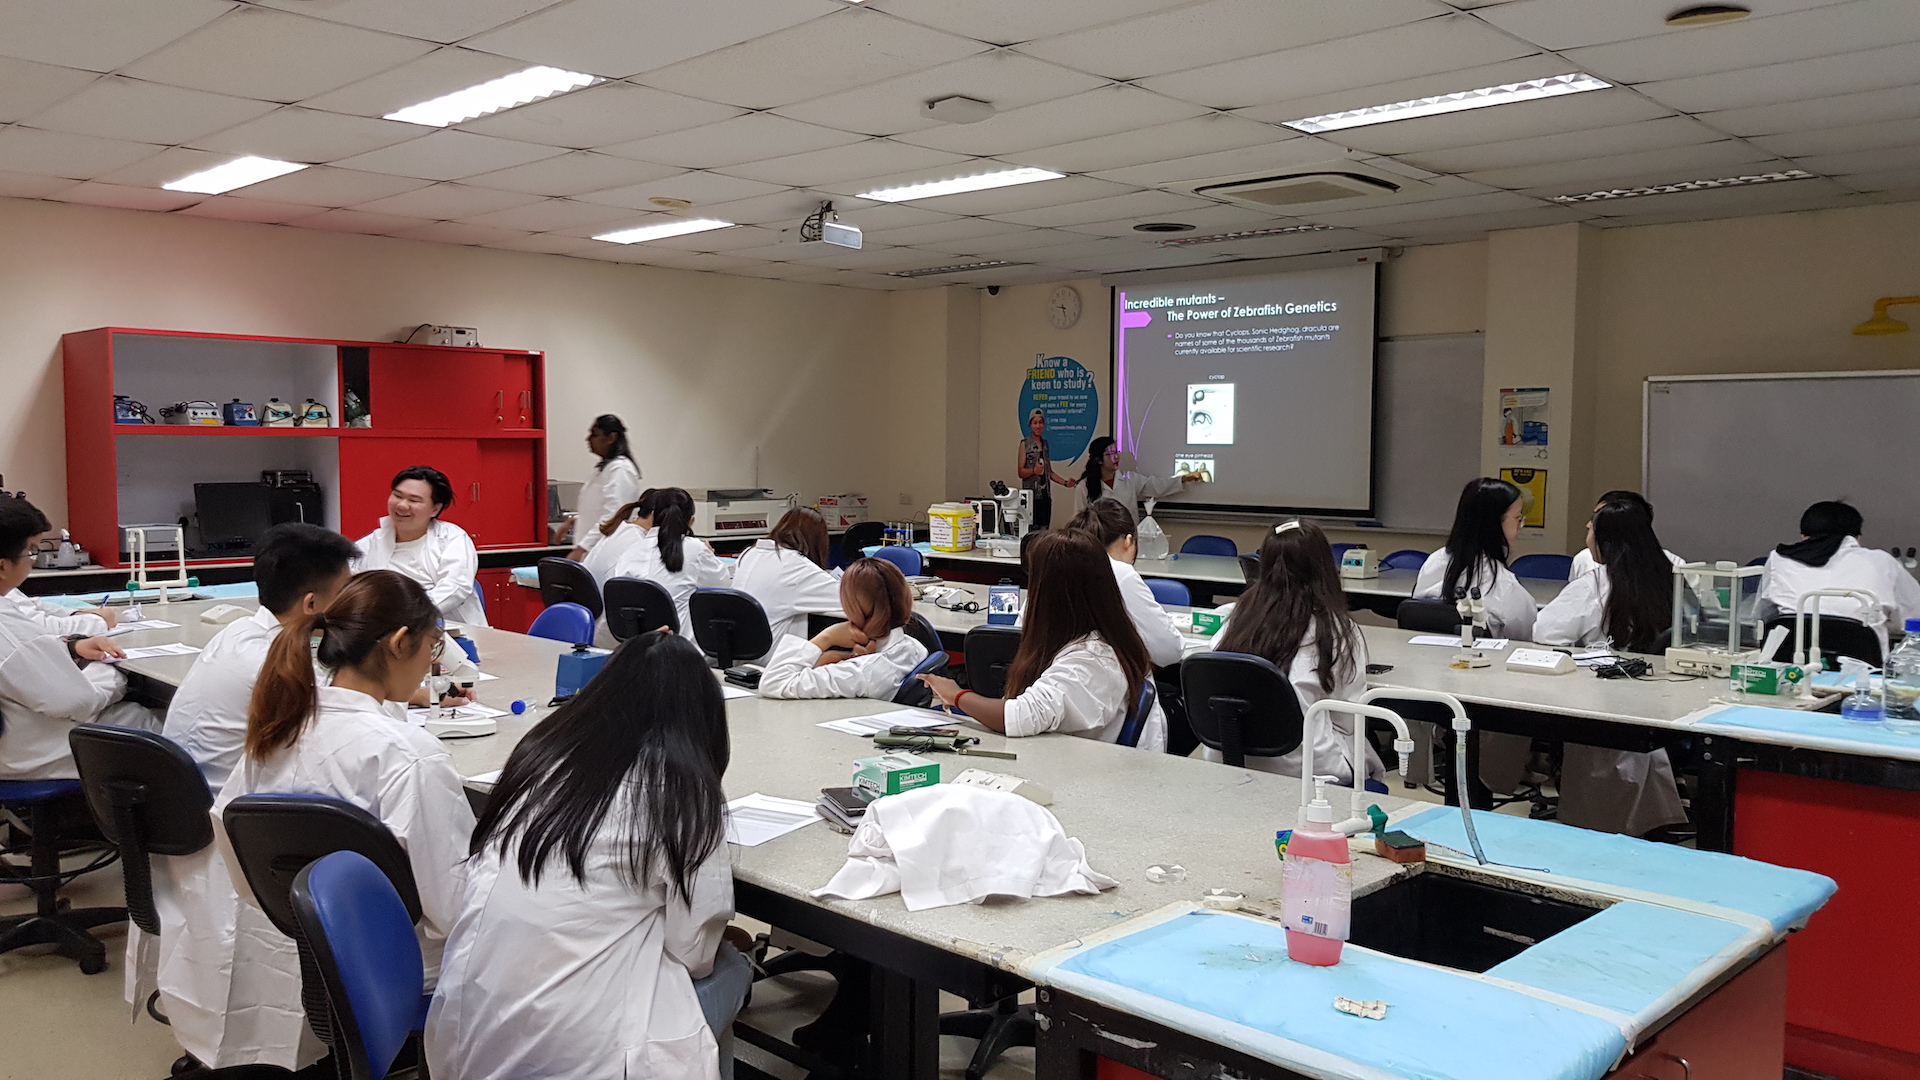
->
[6, 587, 108, 637]
[757, 628, 928, 701]
[1533, 568, 1612, 649]
[1112, 557, 1185, 667]
[0, 604, 143, 779]
[1075, 472, 1185, 518]
[1760, 537, 1920, 655]
[427, 787, 733, 1080]
[586, 527, 727, 634]
[161, 685, 474, 1070]
[730, 539, 843, 649]
[162, 606, 279, 791]
[1001, 633, 1166, 752]
[1414, 549, 1537, 641]
[354, 517, 488, 626]
[1200, 621, 1381, 786]
[573, 456, 642, 554]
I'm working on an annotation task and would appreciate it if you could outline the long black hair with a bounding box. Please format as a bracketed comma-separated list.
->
[1080, 436, 1116, 502]
[1218, 520, 1357, 692]
[1592, 500, 1672, 652]
[592, 414, 633, 471]
[1008, 530, 1151, 712]
[647, 487, 696, 574]
[1442, 477, 1522, 600]
[472, 632, 729, 899]
[1066, 497, 1135, 550]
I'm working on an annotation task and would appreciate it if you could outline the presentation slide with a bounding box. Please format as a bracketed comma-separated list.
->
[1113, 261, 1377, 515]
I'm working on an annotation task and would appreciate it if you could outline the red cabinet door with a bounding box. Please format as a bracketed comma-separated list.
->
[368, 348, 506, 431]
[500, 355, 537, 430]
[474, 440, 539, 546]
[338, 438, 480, 541]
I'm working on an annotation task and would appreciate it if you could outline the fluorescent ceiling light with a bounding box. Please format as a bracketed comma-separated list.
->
[1159, 223, 1336, 246]
[162, 156, 307, 194]
[1554, 169, 1814, 203]
[888, 260, 1020, 278]
[857, 167, 1063, 203]
[1284, 73, 1610, 134]
[386, 66, 597, 127]
[593, 218, 735, 244]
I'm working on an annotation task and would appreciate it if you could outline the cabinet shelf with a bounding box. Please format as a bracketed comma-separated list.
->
[112, 425, 547, 439]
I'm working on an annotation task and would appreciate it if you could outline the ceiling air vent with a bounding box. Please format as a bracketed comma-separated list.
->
[1195, 171, 1400, 209]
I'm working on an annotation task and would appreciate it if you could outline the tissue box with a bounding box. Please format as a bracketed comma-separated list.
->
[1730, 661, 1805, 696]
[1190, 610, 1225, 636]
[555, 646, 612, 699]
[854, 753, 940, 798]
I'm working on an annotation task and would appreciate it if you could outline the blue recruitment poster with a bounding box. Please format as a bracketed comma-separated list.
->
[1016, 354, 1099, 465]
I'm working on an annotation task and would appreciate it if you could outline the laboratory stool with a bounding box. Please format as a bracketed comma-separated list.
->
[0, 778, 125, 974]
[942, 997, 1037, 1080]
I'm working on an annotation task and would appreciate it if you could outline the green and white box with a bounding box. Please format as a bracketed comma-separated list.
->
[854, 753, 940, 798]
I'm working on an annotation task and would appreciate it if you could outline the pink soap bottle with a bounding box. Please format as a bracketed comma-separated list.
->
[1282, 776, 1352, 966]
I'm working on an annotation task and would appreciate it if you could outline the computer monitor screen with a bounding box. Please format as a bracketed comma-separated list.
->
[194, 483, 276, 551]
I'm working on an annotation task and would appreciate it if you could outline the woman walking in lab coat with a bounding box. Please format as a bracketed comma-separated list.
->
[731, 508, 843, 648]
[565, 414, 642, 561]
[1073, 436, 1199, 520]
[427, 632, 750, 1080]
[1415, 477, 1537, 641]
[354, 465, 488, 625]
[758, 556, 927, 701]
[168, 570, 474, 1071]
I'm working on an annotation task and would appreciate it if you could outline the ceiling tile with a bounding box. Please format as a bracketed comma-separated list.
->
[1366, 204, 1589, 238]
[998, 114, 1292, 176]
[464, 0, 838, 79]
[819, 202, 956, 231]
[1399, 115, 1717, 174]
[462, 197, 636, 232]
[1795, 143, 1920, 177]
[462, 150, 680, 196]
[918, 227, 1091, 255]
[0, 127, 163, 178]
[1473, 0, 1852, 52]
[53, 181, 204, 212]
[770, 51, 1107, 138]
[461, 81, 746, 149]
[869, 0, 1187, 46]
[122, 7, 435, 103]
[574, 171, 782, 211]
[1473, 142, 1780, 194]
[391, 220, 530, 246]
[188, 107, 427, 162]
[0, 58, 99, 123]
[249, 0, 570, 45]
[0, 0, 234, 73]
[483, 232, 606, 255]
[1751, 115, 1920, 159]
[299, 48, 529, 119]
[603, 114, 865, 170]
[845, 174, 1137, 216]
[1300, 190, 1546, 228]
[23, 76, 276, 145]
[1574, 176, 1855, 221]
[91, 145, 233, 187]
[989, 188, 1215, 227]
[1088, 138, 1347, 187]
[1015, 0, 1448, 82]
[288, 207, 435, 234]
[894, 85, 1207, 157]
[860, 215, 1021, 247]
[228, 165, 432, 206]
[674, 189, 832, 227]
[176, 194, 327, 223]
[352, 182, 544, 218]
[1311, 87, 1672, 156]
[1838, 166, 1920, 194]
[0, 169, 80, 198]
[636, 8, 989, 111]
[333, 130, 566, 181]
[1564, 0, 1920, 85]
[796, 245, 934, 272]
[1058, 201, 1286, 236]
[620, 223, 791, 252]
[1698, 82, 1920, 137]
[1634, 40, 1920, 114]
[717, 139, 968, 188]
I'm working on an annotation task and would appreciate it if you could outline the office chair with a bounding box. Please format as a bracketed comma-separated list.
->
[1329, 543, 1359, 565]
[527, 601, 595, 646]
[1511, 553, 1574, 581]
[537, 557, 603, 621]
[0, 778, 124, 974]
[1145, 578, 1190, 607]
[1397, 598, 1468, 634]
[1179, 534, 1237, 558]
[603, 576, 679, 638]
[962, 626, 1022, 697]
[1766, 614, 1883, 668]
[903, 611, 944, 658]
[1237, 552, 1260, 582]
[893, 650, 951, 708]
[839, 521, 887, 566]
[291, 852, 427, 1080]
[1381, 549, 1429, 571]
[1116, 680, 1159, 749]
[689, 588, 774, 670]
[1180, 652, 1305, 767]
[872, 544, 924, 577]
[67, 723, 212, 937]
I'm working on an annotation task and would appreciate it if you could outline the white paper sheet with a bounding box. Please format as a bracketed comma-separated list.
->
[818, 708, 947, 737]
[109, 642, 202, 661]
[104, 620, 182, 635]
[407, 703, 508, 723]
[1407, 635, 1510, 650]
[721, 684, 755, 700]
[465, 770, 503, 787]
[724, 793, 821, 847]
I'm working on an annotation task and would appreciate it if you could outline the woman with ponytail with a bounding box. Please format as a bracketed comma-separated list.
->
[588, 487, 725, 632]
[170, 571, 475, 1071]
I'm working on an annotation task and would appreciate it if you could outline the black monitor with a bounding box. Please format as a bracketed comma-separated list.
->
[194, 483, 276, 553]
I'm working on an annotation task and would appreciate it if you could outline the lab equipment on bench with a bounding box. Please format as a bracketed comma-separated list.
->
[1136, 499, 1169, 561]
[1793, 587, 1880, 671]
[1884, 619, 1920, 719]
[1453, 587, 1492, 668]
[1666, 561, 1767, 677]
[1338, 546, 1378, 579]
[927, 503, 977, 551]
[555, 643, 611, 699]
[262, 398, 297, 427]
[1838, 656, 1882, 721]
[688, 489, 792, 538]
[114, 396, 154, 424]
[124, 524, 195, 604]
[221, 399, 259, 426]
[1505, 648, 1576, 675]
[987, 579, 1021, 626]
[296, 398, 331, 427]
[160, 400, 222, 426]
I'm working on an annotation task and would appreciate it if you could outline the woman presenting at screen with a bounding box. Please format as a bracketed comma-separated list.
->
[1074, 436, 1199, 520]
[1018, 408, 1075, 530]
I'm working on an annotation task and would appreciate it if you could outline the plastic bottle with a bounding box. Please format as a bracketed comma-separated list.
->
[1839, 656, 1882, 721]
[1883, 618, 1920, 720]
[1136, 499, 1169, 561]
[1282, 775, 1351, 966]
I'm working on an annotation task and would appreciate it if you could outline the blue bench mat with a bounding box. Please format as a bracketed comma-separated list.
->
[1693, 703, 1920, 760]
[1485, 901, 1757, 1022]
[54, 581, 259, 606]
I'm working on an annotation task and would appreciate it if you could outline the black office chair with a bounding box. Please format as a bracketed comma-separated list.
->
[962, 626, 1022, 697]
[603, 576, 679, 639]
[893, 649, 951, 708]
[1180, 652, 1304, 767]
[689, 588, 774, 670]
[840, 521, 887, 566]
[1766, 614, 1883, 668]
[1116, 679, 1159, 749]
[537, 557, 603, 621]
[67, 725, 212, 937]
[904, 611, 944, 658]
[1237, 552, 1260, 583]
[1396, 598, 1467, 634]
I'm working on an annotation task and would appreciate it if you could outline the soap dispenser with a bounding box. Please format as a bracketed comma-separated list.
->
[1839, 656, 1882, 721]
[1282, 775, 1352, 966]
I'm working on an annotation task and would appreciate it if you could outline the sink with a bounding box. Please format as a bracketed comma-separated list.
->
[1349, 868, 1606, 973]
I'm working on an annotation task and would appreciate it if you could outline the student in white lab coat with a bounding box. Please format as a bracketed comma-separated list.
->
[1203, 520, 1382, 787]
[1568, 490, 1681, 579]
[0, 495, 154, 781]
[731, 508, 842, 649]
[1415, 477, 1537, 641]
[565, 414, 642, 562]
[759, 557, 928, 701]
[1073, 436, 1199, 519]
[165, 571, 474, 1071]
[586, 488, 726, 633]
[921, 530, 1167, 752]
[427, 632, 750, 1080]
[1063, 499, 1185, 668]
[1761, 500, 1920, 657]
[354, 465, 487, 626]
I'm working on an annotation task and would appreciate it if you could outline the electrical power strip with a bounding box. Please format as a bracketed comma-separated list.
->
[1506, 648, 1577, 675]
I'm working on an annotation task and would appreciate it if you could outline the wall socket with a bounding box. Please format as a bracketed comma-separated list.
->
[899, 493, 912, 505]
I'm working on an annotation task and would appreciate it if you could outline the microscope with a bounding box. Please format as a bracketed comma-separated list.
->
[1452, 586, 1492, 669]
[970, 480, 1034, 557]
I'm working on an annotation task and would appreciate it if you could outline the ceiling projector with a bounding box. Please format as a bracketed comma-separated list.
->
[801, 201, 861, 249]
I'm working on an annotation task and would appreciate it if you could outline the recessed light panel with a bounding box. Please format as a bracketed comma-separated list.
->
[1553, 169, 1813, 203]
[386, 66, 598, 128]
[857, 167, 1064, 203]
[162, 156, 308, 194]
[1159, 223, 1337, 246]
[888, 260, 1020, 278]
[593, 218, 735, 243]
[1284, 74, 1611, 134]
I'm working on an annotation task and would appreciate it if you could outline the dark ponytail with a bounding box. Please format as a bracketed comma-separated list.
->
[592, 414, 633, 471]
[651, 487, 696, 574]
[247, 570, 441, 760]
[1080, 436, 1114, 502]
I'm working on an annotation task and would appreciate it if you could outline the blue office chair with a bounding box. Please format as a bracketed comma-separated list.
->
[603, 577, 678, 639]
[893, 649, 952, 707]
[473, 581, 486, 613]
[1511, 553, 1574, 581]
[528, 601, 595, 645]
[537, 557, 603, 620]
[872, 544, 924, 576]
[961, 626, 1022, 698]
[903, 611, 944, 658]
[1179, 534, 1237, 558]
[291, 852, 427, 1080]
[1180, 652, 1305, 768]
[0, 778, 124, 974]
[1144, 577, 1190, 607]
[1746, 556, 1768, 567]
[1329, 542, 1359, 564]
[1381, 548, 1429, 571]
[1116, 679, 1160, 749]
[690, 588, 775, 670]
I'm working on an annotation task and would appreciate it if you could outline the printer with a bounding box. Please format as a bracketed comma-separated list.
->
[689, 489, 792, 539]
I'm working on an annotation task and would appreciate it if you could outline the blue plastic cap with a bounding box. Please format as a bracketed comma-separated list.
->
[510, 699, 527, 715]
[1908, 618, 1920, 634]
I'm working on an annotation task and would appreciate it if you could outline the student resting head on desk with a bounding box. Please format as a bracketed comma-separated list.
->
[731, 507, 843, 649]
[1761, 499, 1920, 657]
[584, 487, 727, 634]
[758, 556, 927, 700]
[171, 570, 474, 1072]
[1415, 476, 1536, 641]
[354, 464, 487, 626]
[1063, 498, 1184, 667]
[565, 413, 643, 562]
[428, 631, 752, 1080]
[921, 529, 1167, 752]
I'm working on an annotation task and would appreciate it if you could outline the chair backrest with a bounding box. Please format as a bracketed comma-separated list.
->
[904, 611, 943, 657]
[1237, 552, 1260, 582]
[1511, 553, 1574, 581]
[223, 794, 423, 939]
[603, 576, 679, 639]
[473, 582, 486, 612]
[1381, 548, 1429, 571]
[893, 649, 951, 707]
[962, 626, 1022, 698]
[1144, 577, 1190, 607]
[292, 852, 424, 1080]
[1180, 534, 1237, 558]
[840, 521, 887, 565]
[1116, 679, 1159, 749]
[527, 601, 595, 645]
[689, 588, 774, 669]
[1766, 614, 1883, 668]
[1329, 542, 1359, 564]
[1180, 652, 1304, 767]
[1396, 598, 1465, 634]
[68, 724, 214, 935]
[537, 557, 603, 619]
[872, 545, 924, 577]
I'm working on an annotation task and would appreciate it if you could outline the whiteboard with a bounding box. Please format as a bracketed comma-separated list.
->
[1374, 335, 1484, 533]
[1643, 371, 1920, 564]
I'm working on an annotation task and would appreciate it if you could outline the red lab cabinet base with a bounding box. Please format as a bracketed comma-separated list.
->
[477, 569, 541, 634]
